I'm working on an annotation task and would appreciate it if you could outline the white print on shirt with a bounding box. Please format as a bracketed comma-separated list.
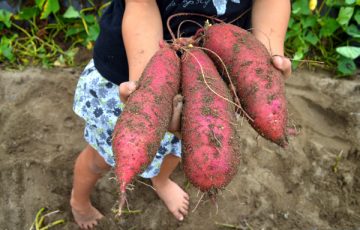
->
[165, 0, 176, 11]
[165, 0, 241, 15]
[182, 0, 212, 8]
[213, 0, 240, 15]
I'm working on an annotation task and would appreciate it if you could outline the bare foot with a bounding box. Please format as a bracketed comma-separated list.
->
[70, 195, 103, 229]
[152, 178, 189, 221]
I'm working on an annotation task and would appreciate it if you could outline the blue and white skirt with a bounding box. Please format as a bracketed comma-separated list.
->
[73, 60, 182, 178]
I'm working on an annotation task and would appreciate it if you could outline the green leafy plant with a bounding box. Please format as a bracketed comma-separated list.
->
[0, 0, 110, 68]
[285, 0, 359, 76]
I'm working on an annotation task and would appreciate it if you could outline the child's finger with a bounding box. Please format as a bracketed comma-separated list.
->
[271, 55, 292, 79]
[118, 81, 137, 102]
[168, 94, 183, 134]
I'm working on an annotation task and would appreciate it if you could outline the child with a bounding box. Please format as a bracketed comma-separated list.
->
[70, 0, 292, 228]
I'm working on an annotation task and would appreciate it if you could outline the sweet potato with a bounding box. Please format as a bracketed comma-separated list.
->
[181, 48, 241, 192]
[112, 46, 181, 204]
[201, 23, 288, 147]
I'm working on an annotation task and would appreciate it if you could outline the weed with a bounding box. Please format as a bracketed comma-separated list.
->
[29, 208, 64, 230]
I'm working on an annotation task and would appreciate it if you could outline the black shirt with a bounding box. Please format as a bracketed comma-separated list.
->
[93, 0, 253, 85]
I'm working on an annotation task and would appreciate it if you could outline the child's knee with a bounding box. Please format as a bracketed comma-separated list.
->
[89, 159, 111, 175]
[85, 146, 111, 174]
[163, 154, 181, 164]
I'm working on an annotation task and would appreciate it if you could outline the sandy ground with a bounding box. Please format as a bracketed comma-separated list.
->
[0, 66, 359, 230]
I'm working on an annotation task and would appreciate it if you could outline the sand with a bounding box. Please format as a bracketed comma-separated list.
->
[0, 66, 359, 229]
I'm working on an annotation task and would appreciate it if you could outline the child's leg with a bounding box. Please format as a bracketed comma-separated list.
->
[151, 154, 189, 221]
[70, 144, 111, 229]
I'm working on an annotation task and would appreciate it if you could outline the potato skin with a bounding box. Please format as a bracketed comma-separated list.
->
[202, 23, 288, 147]
[181, 48, 241, 192]
[112, 46, 181, 192]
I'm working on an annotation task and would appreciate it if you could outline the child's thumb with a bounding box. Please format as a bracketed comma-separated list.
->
[119, 81, 138, 102]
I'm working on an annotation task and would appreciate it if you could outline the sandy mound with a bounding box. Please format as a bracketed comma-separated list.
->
[0, 67, 359, 229]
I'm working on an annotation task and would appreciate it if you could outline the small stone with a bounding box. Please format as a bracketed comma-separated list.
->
[269, 213, 275, 220]
[57, 145, 64, 152]
[64, 117, 75, 128]
[14, 77, 24, 85]
[283, 212, 289, 220]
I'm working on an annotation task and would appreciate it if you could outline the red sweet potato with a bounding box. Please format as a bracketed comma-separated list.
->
[181, 48, 241, 192]
[112, 46, 181, 198]
[201, 23, 288, 147]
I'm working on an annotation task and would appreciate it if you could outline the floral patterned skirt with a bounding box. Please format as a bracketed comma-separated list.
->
[73, 60, 181, 178]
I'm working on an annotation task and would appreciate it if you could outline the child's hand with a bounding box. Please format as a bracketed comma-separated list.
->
[271, 55, 292, 79]
[118, 81, 183, 138]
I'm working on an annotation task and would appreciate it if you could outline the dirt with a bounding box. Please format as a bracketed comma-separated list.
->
[0, 66, 360, 230]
